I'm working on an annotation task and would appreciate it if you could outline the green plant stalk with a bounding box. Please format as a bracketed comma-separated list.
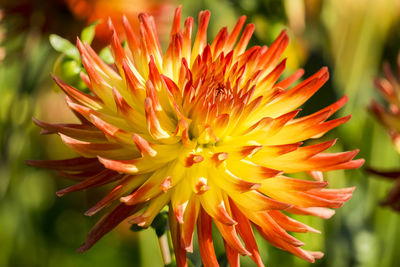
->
[158, 232, 172, 266]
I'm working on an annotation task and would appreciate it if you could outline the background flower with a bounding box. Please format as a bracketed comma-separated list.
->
[369, 52, 400, 211]
[66, 0, 175, 47]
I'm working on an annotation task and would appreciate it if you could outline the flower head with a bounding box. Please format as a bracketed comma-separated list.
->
[28, 6, 364, 266]
[369, 51, 400, 211]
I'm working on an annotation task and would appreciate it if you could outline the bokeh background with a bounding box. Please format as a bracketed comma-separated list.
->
[1, 0, 400, 266]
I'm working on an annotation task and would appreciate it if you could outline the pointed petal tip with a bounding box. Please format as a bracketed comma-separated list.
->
[76, 243, 89, 253]
[107, 17, 115, 31]
[76, 36, 83, 47]
[55, 190, 65, 197]
[247, 23, 255, 30]
[97, 156, 139, 174]
[25, 159, 36, 166]
[340, 94, 349, 103]
[356, 158, 365, 167]
[32, 117, 41, 125]
[159, 176, 172, 192]
[239, 15, 247, 21]
[310, 251, 324, 260]
[201, 9, 211, 16]
[307, 227, 321, 234]
[320, 66, 329, 74]
[175, 213, 184, 224]
[84, 208, 98, 217]
[51, 73, 60, 82]
[120, 195, 131, 203]
[183, 245, 193, 253]
[250, 183, 261, 190]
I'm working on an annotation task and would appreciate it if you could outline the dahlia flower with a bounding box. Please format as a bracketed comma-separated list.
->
[27, 6, 364, 266]
[66, 0, 173, 44]
[369, 52, 400, 211]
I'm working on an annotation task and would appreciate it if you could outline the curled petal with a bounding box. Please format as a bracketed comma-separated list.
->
[197, 207, 219, 267]
[56, 169, 123, 197]
[199, 184, 237, 225]
[230, 201, 264, 267]
[26, 157, 101, 171]
[77, 203, 143, 253]
[169, 204, 188, 267]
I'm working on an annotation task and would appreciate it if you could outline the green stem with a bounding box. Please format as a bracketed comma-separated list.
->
[158, 232, 172, 266]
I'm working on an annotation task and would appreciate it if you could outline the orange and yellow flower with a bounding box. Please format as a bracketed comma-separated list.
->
[28, 6, 364, 266]
[369, 51, 400, 211]
[66, 0, 174, 44]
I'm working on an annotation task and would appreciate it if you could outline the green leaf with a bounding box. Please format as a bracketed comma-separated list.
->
[99, 46, 114, 64]
[49, 34, 80, 61]
[151, 211, 169, 237]
[217, 254, 228, 267]
[80, 20, 100, 45]
[60, 58, 81, 77]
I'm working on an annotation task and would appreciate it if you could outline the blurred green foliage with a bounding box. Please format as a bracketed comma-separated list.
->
[1, 0, 400, 266]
